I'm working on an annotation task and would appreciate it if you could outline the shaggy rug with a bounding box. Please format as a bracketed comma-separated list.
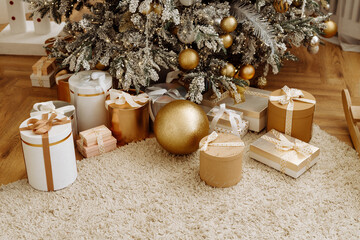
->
[1, 125, 360, 239]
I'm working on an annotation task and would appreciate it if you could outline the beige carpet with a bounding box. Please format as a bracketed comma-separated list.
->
[1, 125, 360, 239]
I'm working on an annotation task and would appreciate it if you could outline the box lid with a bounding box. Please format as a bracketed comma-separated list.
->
[19, 114, 72, 145]
[69, 70, 112, 95]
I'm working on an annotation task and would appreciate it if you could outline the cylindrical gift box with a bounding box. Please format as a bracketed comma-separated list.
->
[199, 133, 244, 188]
[30, 100, 78, 139]
[106, 90, 150, 146]
[267, 89, 316, 142]
[145, 83, 187, 121]
[69, 71, 112, 132]
[19, 114, 77, 191]
[56, 69, 72, 103]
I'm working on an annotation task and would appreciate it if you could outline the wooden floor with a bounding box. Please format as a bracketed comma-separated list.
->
[0, 38, 360, 186]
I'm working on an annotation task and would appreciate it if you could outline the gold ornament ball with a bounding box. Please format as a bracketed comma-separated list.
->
[239, 64, 255, 80]
[220, 34, 233, 49]
[178, 48, 200, 70]
[153, 3, 163, 15]
[273, 0, 289, 13]
[323, 20, 337, 38]
[154, 100, 209, 155]
[220, 16, 238, 33]
[220, 63, 236, 78]
[292, 0, 302, 7]
[95, 62, 106, 70]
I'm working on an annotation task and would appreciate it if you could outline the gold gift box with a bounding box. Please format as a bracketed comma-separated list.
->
[250, 130, 320, 178]
[199, 133, 244, 188]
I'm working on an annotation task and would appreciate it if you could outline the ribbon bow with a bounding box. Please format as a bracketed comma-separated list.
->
[20, 113, 70, 135]
[147, 86, 185, 103]
[30, 102, 75, 118]
[81, 71, 108, 93]
[262, 129, 314, 157]
[209, 104, 247, 138]
[200, 131, 245, 152]
[269, 86, 316, 135]
[105, 89, 149, 110]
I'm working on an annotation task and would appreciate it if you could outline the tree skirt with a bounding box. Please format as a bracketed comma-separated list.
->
[1, 125, 360, 239]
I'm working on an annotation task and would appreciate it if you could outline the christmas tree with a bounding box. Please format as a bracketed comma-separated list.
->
[25, 0, 331, 103]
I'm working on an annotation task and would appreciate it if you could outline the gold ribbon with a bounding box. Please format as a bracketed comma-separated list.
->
[20, 113, 71, 191]
[200, 131, 245, 152]
[269, 86, 316, 135]
[261, 129, 315, 173]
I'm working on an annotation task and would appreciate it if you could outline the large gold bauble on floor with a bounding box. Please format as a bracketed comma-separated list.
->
[220, 34, 233, 48]
[220, 16, 238, 33]
[178, 48, 200, 70]
[238, 64, 255, 80]
[273, 0, 289, 13]
[323, 20, 337, 38]
[220, 63, 236, 78]
[154, 100, 209, 155]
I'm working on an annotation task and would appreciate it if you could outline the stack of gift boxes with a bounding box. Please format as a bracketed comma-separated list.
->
[22, 58, 320, 192]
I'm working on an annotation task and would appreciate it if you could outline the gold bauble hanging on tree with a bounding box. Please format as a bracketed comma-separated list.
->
[154, 100, 209, 155]
[220, 34, 233, 49]
[220, 63, 236, 78]
[95, 62, 106, 70]
[273, 0, 289, 13]
[178, 48, 200, 70]
[238, 64, 255, 80]
[292, 0, 302, 7]
[322, 20, 337, 38]
[220, 16, 238, 33]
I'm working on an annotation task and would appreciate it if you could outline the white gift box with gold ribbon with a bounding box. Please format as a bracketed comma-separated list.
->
[207, 103, 249, 138]
[19, 113, 77, 191]
[250, 129, 320, 178]
[201, 87, 270, 132]
[69, 71, 112, 132]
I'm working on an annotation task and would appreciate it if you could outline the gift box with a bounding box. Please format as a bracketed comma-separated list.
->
[76, 125, 117, 158]
[32, 57, 57, 76]
[19, 113, 77, 191]
[250, 129, 320, 178]
[267, 86, 316, 142]
[199, 132, 245, 188]
[30, 101, 77, 139]
[30, 70, 56, 88]
[56, 69, 73, 103]
[69, 71, 112, 132]
[145, 83, 187, 121]
[105, 89, 150, 145]
[207, 103, 249, 138]
[201, 87, 270, 132]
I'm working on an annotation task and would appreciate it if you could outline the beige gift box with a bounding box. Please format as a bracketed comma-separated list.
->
[250, 129, 320, 178]
[199, 132, 244, 188]
[201, 87, 270, 132]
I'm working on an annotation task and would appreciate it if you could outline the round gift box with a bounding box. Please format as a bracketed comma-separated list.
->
[267, 89, 316, 143]
[69, 70, 112, 132]
[107, 90, 150, 146]
[199, 133, 244, 188]
[30, 100, 78, 140]
[19, 114, 77, 191]
[55, 69, 72, 103]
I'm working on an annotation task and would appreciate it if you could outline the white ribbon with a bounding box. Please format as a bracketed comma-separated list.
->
[147, 86, 185, 103]
[30, 101, 75, 117]
[165, 70, 183, 83]
[82, 72, 108, 93]
[209, 104, 247, 138]
[261, 129, 315, 173]
[200, 131, 245, 152]
[269, 85, 316, 135]
[55, 73, 73, 85]
[105, 89, 149, 110]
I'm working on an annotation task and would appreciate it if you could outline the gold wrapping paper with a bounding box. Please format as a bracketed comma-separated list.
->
[32, 57, 56, 76]
[267, 89, 316, 142]
[250, 130, 320, 177]
[199, 133, 244, 188]
[107, 90, 150, 146]
[56, 69, 72, 103]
